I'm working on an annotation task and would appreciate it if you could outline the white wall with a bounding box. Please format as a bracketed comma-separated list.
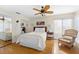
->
[30, 12, 75, 32]
[74, 11, 79, 46]
[12, 15, 30, 43]
[20, 18, 31, 32]
[30, 16, 54, 32]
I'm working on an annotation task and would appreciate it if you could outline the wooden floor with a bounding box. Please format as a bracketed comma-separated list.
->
[59, 45, 79, 54]
[54, 40, 79, 54]
[0, 38, 53, 54]
[0, 39, 79, 54]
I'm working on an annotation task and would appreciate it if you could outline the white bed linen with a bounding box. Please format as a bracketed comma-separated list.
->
[16, 32, 47, 51]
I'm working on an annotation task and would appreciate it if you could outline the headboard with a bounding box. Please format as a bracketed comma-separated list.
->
[33, 26, 47, 32]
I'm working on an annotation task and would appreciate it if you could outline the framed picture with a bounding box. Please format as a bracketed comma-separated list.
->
[36, 21, 45, 25]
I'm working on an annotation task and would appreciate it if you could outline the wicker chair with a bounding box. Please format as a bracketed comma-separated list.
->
[58, 29, 78, 48]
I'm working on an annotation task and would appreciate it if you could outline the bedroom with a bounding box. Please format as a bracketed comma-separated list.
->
[0, 5, 79, 54]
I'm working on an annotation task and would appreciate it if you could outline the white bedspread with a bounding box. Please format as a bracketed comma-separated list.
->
[16, 32, 47, 51]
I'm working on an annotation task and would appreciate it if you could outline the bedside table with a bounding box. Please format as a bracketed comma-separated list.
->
[47, 32, 54, 39]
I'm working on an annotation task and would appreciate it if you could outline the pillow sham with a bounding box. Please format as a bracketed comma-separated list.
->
[35, 28, 45, 32]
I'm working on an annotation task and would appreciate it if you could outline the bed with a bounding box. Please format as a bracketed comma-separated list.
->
[16, 26, 47, 51]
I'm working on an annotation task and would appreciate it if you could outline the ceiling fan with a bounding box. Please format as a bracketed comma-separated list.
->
[33, 5, 53, 16]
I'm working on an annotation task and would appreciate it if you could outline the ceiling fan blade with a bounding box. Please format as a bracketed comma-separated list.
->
[33, 8, 40, 12]
[35, 13, 42, 15]
[44, 5, 50, 11]
[45, 11, 53, 14]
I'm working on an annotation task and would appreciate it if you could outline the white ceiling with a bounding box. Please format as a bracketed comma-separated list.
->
[0, 5, 79, 18]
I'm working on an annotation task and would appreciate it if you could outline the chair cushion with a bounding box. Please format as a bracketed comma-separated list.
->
[59, 36, 73, 43]
[59, 38, 71, 43]
[63, 35, 73, 40]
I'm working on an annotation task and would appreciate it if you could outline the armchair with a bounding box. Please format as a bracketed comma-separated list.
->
[58, 29, 78, 48]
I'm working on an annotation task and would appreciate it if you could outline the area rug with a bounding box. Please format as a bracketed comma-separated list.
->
[0, 40, 11, 48]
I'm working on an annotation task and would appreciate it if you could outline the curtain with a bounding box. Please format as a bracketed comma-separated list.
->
[54, 19, 73, 39]
[54, 20, 62, 39]
[62, 19, 73, 34]
[0, 17, 12, 40]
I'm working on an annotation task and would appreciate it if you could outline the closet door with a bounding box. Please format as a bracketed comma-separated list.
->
[4, 18, 12, 32]
[54, 20, 62, 39]
[0, 20, 5, 39]
[0, 17, 12, 40]
[0, 20, 3, 32]
[4, 18, 12, 40]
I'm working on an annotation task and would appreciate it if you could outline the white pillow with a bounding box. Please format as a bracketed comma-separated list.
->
[35, 28, 45, 32]
[63, 36, 73, 39]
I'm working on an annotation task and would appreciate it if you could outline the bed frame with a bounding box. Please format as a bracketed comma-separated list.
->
[33, 26, 47, 32]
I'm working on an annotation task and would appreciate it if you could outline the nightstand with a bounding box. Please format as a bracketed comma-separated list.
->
[47, 32, 54, 39]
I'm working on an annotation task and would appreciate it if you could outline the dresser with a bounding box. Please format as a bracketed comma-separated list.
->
[47, 32, 54, 39]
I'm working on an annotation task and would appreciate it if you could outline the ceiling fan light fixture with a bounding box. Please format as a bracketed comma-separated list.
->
[33, 5, 53, 16]
[16, 12, 21, 15]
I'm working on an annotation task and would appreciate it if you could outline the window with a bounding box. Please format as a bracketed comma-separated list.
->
[54, 19, 73, 39]
[62, 19, 73, 34]
[54, 20, 62, 39]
